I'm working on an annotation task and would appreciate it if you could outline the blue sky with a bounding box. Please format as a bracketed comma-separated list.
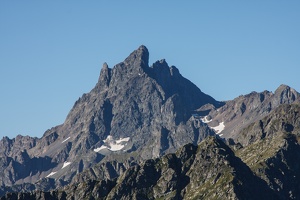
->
[0, 1, 299, 138]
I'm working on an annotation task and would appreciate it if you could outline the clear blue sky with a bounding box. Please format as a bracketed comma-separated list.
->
[0, 1, 299, 138]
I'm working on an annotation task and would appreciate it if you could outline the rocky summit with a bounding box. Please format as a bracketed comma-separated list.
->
[1, 46, 300, 199]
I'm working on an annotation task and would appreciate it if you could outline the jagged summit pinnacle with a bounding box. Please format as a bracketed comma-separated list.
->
[124, 45, 149, 68]
[96, 46, 150, 90]
[274, 84, 299, 96]
[97, 62, 111, 89]
[102, 62, 109, 69]
[137, 44, 148, 52]
[93, 45, 220, 110]
[275, 84, 294, 92]
[274, 84, 299, 104]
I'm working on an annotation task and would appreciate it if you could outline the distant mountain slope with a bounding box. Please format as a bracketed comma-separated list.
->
[199, 84, 300, 139]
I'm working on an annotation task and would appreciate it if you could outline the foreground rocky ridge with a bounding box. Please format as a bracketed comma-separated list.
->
[1, 137, 277, 200]
[235, 104, 300, 199]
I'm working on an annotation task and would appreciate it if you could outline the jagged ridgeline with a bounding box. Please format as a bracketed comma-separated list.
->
[1, 137, 278, 200]
[1, 46, 300, 199]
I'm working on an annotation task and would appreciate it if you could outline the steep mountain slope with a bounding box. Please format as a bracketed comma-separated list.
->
[199, 84, 300, 139]
[1, 137, 277, 200]
[235, 104, 300, 199]
[0, 46, 220, 194]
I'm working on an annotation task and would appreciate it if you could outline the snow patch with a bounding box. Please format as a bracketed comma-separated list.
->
[103, 135, 113, 143]
[62, 137, 70, 143]
[116, 137, 130, 144]
[201, 116, 212, 123]
[62, 161, 71, 169]
[211, 122, 225, 134]
[109, 143, 127, 151]
[46, 171, 57, 178]
[94, 136, 130, 152]
[94, 145, 108, 152]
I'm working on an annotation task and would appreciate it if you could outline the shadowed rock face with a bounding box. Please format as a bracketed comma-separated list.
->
[0, 46, 219, 194]
[235, 104, 300, 199]
[105, 137, 275, 200]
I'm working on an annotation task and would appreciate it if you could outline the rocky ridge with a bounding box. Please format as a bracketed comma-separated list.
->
[0, 137, 277, 200]
[235, 104, 300, 199]
[198, 84, 300, 139]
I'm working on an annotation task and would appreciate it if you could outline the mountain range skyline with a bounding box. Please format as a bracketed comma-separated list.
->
[1, 45, 298, 139]
[1, 1, 299, 139]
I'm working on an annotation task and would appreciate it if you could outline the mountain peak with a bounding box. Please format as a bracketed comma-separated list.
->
[275, 84, 291, 92]
[97, 62, 111, 89]
[138, 44, 148, 52]
[274, 84, 299, 104]
[124, 45, 149, 69]
[274, 84, 299, 94]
